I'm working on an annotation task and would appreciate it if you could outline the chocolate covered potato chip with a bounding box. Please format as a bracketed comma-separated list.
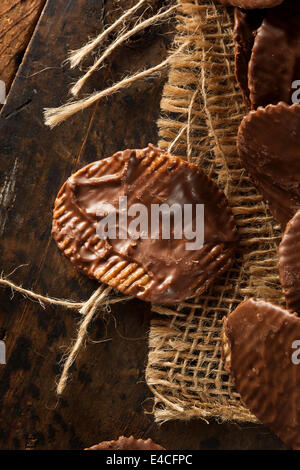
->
[234, 7, 265, 107]
[86, 435, 165, 450]
[237, 103, 300, 228]
[52, 145, 237, 304]
[248, 0, 300, 109]
[279, 210, 300, 313]
[223, 298, 300, 450]
[217, 0, 283, 9]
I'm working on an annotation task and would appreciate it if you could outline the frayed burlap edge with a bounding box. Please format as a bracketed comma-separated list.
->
[146, 0, 284, 424]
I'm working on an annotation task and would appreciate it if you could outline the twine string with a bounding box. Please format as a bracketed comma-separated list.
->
[44, 41, 187, 129]
[0, 276, 132, 309]
[0, 274, 133, 395]
[71, 4, 178, 97]
[167, 86, 199, 158]
[56, 285, 113, 395]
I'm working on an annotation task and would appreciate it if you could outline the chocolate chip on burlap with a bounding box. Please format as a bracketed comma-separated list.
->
[52, 144, 237, 304]
[217, 0, 283, 9]
[85, 436, 165, 450]
[223, 298, 300, 450]
[237, 102, 300, 228]
[248, 0, 300, 109]
[234, 8, 265, 108]
[279, 210, 300, 312]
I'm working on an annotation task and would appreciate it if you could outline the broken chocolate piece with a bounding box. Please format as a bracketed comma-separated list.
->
[217, 0, 283, 8]
[52, 144, 237, 304]
[223, 298, 300, 450]
[279, 210, 300, 312]
[248, 1, 300, 109]
[237, 102, 300, 228]
[234, 8, 265, 108]
[85, 435, 165, 450]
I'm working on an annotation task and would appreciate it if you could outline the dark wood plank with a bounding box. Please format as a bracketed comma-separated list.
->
[0, 0, 284, 450]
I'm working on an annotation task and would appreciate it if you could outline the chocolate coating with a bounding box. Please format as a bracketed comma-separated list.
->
[86, 436, 165, 450]
[52, 145, 237, 304]
[279, 210, 300, 312]
[234, 8, 265, 108]
[248, 1, 300, 109]
[217, 0, 283, 8]
[237, 102, 300, 228]
[223, 298, 300, 450]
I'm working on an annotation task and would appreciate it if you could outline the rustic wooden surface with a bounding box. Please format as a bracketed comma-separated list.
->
[0, 0, 285, 450]
[0, 0, 47, 95]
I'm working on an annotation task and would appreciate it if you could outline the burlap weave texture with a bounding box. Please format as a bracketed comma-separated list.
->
[146, 0, 284, 423]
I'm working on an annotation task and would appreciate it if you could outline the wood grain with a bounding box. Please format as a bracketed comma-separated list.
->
[0, 0, 284, 450]
[0, 0, 47, 95]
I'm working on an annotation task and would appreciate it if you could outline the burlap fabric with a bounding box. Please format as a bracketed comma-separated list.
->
[146, 0, 284, 423]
